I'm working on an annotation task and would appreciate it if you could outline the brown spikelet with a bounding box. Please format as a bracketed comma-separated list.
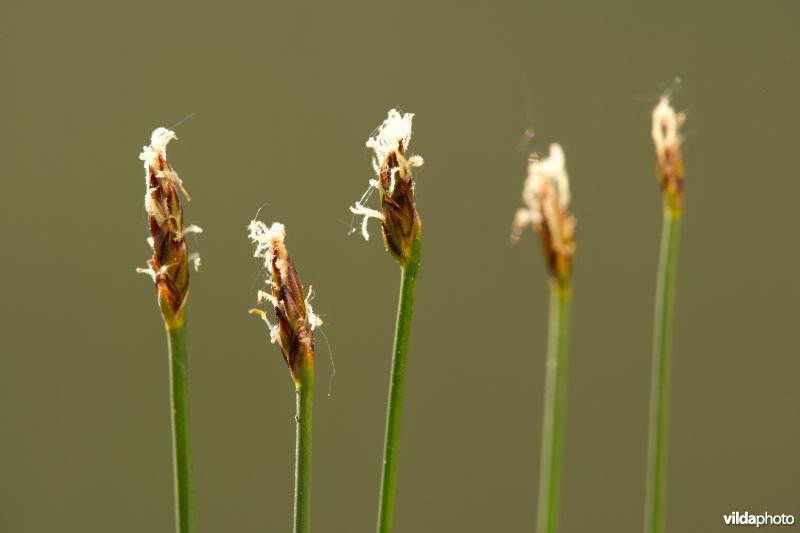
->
[377, 142, 422, 265]
[248, 221, 320, 386]
[512, 143, 575, 288]
[350, 109, 423, 267]
[138, 128, 200, 327]
[652, 96, 686, 215]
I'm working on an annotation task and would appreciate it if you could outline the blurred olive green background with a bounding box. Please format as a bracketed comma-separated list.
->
[1, 1, 799, 532]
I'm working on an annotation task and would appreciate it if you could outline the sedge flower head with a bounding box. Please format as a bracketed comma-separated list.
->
[512, 143, 575, 284]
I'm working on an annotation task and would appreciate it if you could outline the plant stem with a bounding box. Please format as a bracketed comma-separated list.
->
[644, 211, 681, 533]
[166, 322, 193, 533]
[294, 362, 314, 533]
[536, 280, 571, 533]
[377, 235, 421, 533]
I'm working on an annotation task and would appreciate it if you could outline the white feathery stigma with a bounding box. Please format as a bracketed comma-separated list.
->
[513, 143, 572, 249]
[144, 187, 168, 225]
[248, 220, 289, 281]
[652, 95, 685, 159]
[140, 127, 177, 170]
[257, 289, 278, 307]
[304, 286, 323, 331]
[248, 220, 288, 344]
[366, 109, 415, 168]
[136, 263, 171, 282]
[350, 109, 423, 241]
[349, 203, 385, 240]
[188, 252, 202, 272]
[140, 127, 191, 201]
[176, 224, 203, 242]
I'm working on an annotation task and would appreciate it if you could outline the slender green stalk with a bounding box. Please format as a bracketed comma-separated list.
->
[377, 235, 421, 533]
[536, 281, 571, 533]
[644, 211, 681, 533]
[166, 322, 193, 533]
[294, 363, 314, 533]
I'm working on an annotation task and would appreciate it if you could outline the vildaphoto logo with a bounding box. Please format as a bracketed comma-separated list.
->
[724, 512, 795, 527]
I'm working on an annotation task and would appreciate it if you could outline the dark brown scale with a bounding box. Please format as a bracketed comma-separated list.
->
[143, 145, 190, 319]
[268, 246, 315, 384]
[377, 146, 420, 266]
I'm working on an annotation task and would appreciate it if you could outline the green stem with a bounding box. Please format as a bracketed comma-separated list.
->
[644, 211, 681, 533]
[166, 323, 193, 533]
[536, 281, 571, 533]
[294, 362, 314, 533]
[377, 235, 421, 533]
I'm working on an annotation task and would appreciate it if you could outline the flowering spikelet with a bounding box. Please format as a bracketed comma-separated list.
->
[248, 220, 321, 386]
[137, 128, 201, 326]
[512, 143, 575, 286]
[652, 96, 686, 215]
[350, 109, 423, 267]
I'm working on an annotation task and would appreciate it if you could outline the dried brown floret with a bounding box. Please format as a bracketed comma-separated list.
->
[137, 128, 201, 326]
